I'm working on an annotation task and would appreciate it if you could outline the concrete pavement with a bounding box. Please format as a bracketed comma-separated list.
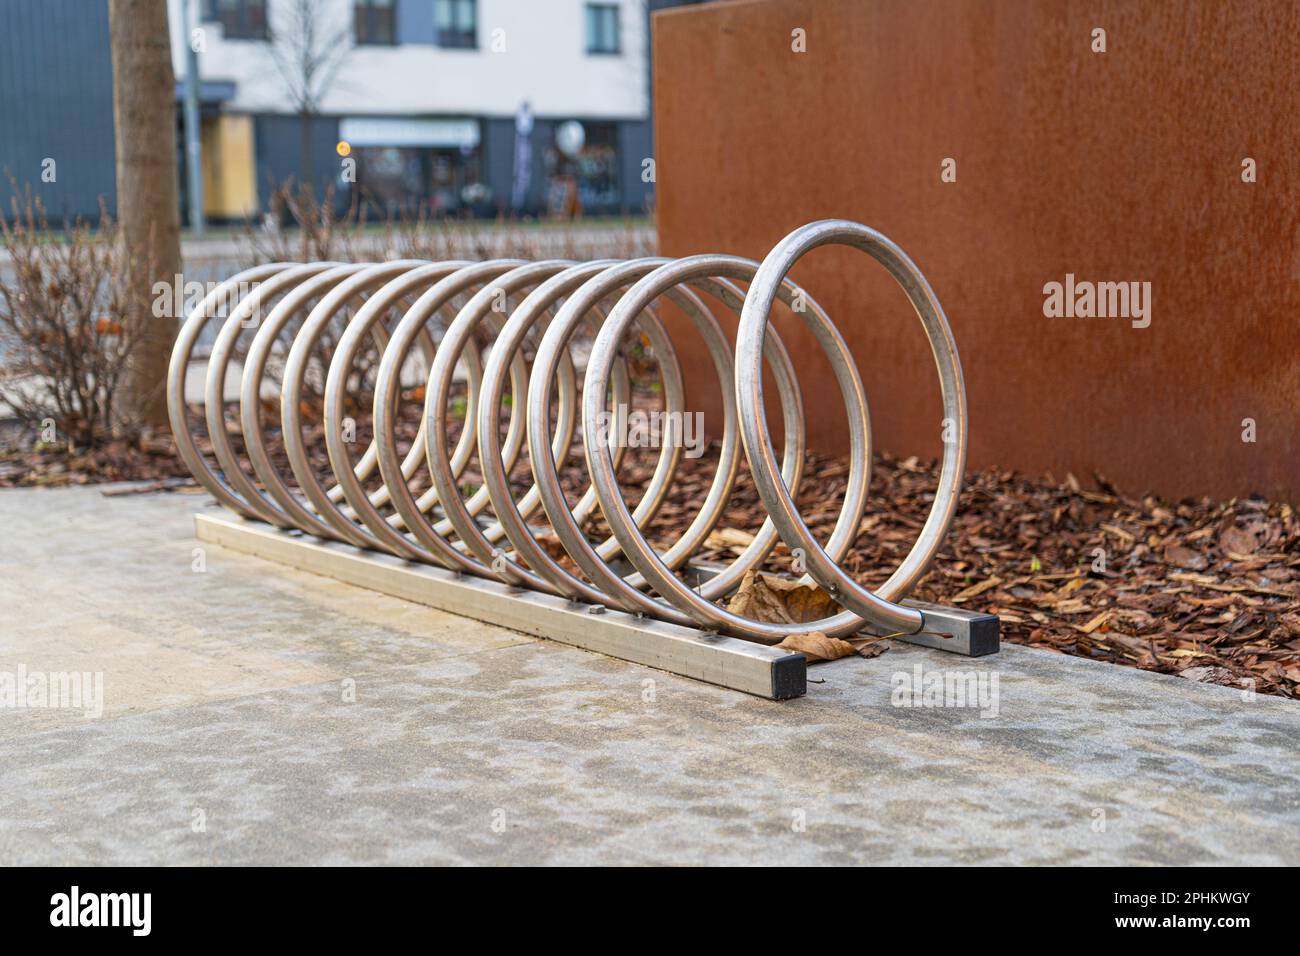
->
[1, 485, 1297, 865]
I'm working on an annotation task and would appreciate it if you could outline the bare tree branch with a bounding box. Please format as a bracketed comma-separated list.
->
[266, 0, 353, 114]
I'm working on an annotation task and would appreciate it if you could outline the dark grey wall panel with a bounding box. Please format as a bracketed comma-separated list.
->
[252, 113, 348, 214]
[528, 119, 556, 215]
[0, 0, 118, 221]
[482, 115, 515, 214]
[484, 116, 553, 218]
[618, 119, 652, 214]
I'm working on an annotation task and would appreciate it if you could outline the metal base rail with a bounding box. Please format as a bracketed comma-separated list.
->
[196, 512, 810, 700]
[196, 512, 998, 699]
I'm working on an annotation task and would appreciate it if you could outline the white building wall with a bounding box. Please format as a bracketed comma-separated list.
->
[169, 0, 648, 119]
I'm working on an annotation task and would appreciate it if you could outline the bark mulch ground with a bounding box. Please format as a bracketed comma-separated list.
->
[664, 450, 1299, 699]
[3, 429, 1296, 699]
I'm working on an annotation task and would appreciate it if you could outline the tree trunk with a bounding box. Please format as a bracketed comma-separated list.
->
[108, 0, 182, 429]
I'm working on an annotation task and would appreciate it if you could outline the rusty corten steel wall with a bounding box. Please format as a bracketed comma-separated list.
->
[652, 0, 1299, 501]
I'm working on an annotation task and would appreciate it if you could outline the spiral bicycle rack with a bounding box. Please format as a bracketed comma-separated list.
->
[169, 220, 998, 700]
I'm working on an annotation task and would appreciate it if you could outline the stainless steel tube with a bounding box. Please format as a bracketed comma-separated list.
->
[166, 219, 966, 644]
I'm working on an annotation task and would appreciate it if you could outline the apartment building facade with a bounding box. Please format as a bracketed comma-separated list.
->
[175, 0, 690, 220]
[0, 0, 702, 223]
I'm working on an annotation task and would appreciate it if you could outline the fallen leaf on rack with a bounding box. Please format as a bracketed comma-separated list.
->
[774, 631, 858, 662]
[726, 570, 837, 624]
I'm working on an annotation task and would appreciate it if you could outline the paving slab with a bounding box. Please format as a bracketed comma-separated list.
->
[1, 485, 1297, 865]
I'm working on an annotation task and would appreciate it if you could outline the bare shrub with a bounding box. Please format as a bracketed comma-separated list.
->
[242, 179, 371, 264]
[0, 188, 136, 450]
[242, 179, 653, 265]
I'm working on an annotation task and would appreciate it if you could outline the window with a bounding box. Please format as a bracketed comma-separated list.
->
[355, 0, 396, 45]
[434, 0, 477, 49]
[585, 3, 620, 55]
[545, 121, 619, 215]
[202, 0, 268, 41]
[354, 145, 487, 218]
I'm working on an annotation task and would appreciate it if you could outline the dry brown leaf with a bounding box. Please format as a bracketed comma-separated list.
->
[1164, 544, 1208, 570]
[533, 533, 572, 562]
[775, 631, 858, 662]
[952, 576, 1002, 603]
[1105, 632, 1158, 661]
[703, 527, 756, 552]
[849, 638, 890, 659]
[1178, 666, 1243, 687]
[1219, 523, 1260, 557]
[1111, 607, 1157, 632]
[1169, 571, 1219, 586]
[726, 570, 837, 624]
[1077, 610, 1111, 634]
[1053, 598, 1090, 614]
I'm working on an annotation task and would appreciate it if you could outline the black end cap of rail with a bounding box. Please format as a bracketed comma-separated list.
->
[771, 653, 808, 700]
[967, 614, 1001, 657]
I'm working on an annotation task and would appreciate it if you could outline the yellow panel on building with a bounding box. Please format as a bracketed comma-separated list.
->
[201, 114, 258, 220]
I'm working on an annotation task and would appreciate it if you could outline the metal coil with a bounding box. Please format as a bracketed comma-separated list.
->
[167, 219, 966, 643]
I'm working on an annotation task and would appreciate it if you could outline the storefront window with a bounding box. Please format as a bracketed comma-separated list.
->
[545, 122, 619, 216]
[354, 145, 486, 218]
